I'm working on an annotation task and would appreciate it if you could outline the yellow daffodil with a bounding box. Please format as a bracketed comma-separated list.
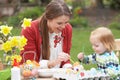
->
[0, 18, 30, 66]
[2, 41, 12, 52]
[10, 37, 19, 47]
[16, 55, 22, 62]
[21, 18, 32, 29]
[18, 36, 27, 50]
[11, 55, 22, 62]
[0, 25, 13, 36]
[11, 55, 22, 65]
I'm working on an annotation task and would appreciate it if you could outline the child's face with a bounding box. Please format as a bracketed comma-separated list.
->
[90, 37, 107, 54]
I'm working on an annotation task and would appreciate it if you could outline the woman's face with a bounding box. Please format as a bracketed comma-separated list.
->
[47, 15, 70, 33]
[90, 36, 107, 54]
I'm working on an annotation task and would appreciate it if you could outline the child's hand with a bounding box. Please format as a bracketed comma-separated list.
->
[77, 52, 84, 61]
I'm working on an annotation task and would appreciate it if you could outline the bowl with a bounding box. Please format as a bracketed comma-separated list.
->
[38, 69, 54, 78]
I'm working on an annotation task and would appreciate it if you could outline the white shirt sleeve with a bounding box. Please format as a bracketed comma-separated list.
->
[39, 60, 49, 69]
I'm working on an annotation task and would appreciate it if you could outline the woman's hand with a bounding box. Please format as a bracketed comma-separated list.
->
[57, 52, 70, 62]
[77, 52, 84, 61]
[47, 52, 70, 68]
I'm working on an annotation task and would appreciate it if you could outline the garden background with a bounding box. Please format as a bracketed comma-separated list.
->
[0, 0, 120, 70]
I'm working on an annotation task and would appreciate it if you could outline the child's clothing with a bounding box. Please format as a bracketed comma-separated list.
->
[80, 51, 120, 76]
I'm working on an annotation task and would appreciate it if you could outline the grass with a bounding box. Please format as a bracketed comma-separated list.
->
[0, 27, 120, 69]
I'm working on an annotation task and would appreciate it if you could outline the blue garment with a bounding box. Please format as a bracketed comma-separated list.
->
[81, 51, 120, 76]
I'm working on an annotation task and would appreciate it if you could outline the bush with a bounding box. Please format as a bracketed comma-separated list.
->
[18, 7, 44, 20]
[70, 17, 88, 28]
[7, 16, 21, 27]
[108, 22, 120, 29]
[6, 7, 44, 27]
[73, 7, 82, 17]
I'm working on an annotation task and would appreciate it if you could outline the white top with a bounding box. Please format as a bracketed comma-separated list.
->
[49, 32, 62, 68]
[39, 32, 72, 69]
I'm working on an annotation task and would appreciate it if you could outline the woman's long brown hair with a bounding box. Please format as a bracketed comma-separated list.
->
[39, 0, 72, 59]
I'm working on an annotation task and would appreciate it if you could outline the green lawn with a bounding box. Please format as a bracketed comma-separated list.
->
[0, 27, 120, 69]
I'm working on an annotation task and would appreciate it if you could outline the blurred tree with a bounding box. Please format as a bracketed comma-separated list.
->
[40, 0, 51, 6]
[21, 0, 29, 3]
[96, 0, 104, 8]
[91, 0, 120, 9]
[108, 0, 120, 9]
[72, 0, 85, 8]
[17, 0, 51, 6]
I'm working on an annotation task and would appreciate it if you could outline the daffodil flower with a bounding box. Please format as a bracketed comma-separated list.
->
[21, 18, 32, 29]
[11, 55, 22, 65]
[0, 25, 13, 36]
[18, 36, 27, 50]
[2, 41, 12, 52]
[10, 36, 19, 47]
[0, 18, 30, 66]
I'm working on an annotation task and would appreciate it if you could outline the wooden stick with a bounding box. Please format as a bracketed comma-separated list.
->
[70, 58, 75, 64]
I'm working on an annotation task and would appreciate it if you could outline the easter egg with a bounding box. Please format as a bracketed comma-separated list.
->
[80, 72, 84, 77]
[31, 68, 38, 76]
[26, 60, 32, 64]
[73, 62, 80, 67]
[22, 70, 32, 77]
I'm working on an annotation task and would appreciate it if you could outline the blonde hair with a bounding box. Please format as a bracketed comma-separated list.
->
[90, 27, 115, 52]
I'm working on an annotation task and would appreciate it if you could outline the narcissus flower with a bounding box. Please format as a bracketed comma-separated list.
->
[0, 25, 12, 36]
[11, 55, 22, 64]
[22, 18, 32, 29]
[2, 41, 12, 52]
[0, 18, 30, 66]
[18, 36, 27, 50]
[10, 37, 19, 47]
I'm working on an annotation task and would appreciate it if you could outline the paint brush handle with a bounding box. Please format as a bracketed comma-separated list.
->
[70, 58, 75, 64]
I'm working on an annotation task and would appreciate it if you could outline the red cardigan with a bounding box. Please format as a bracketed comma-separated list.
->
[20, 19, 72, 67]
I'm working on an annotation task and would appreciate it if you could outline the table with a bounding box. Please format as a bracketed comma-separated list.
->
[22, 77, 58, 80]
[37, 78, 57, 80]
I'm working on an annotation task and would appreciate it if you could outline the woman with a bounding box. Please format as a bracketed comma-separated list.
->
[20, 0, 72, 69]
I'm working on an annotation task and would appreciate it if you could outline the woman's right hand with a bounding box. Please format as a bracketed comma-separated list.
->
[47, 52, 70, 68]
[56, 52, 70, 63]
[77, 52, 84, 61]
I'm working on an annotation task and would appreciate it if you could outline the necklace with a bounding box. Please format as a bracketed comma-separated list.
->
[54, 35, 62, 48]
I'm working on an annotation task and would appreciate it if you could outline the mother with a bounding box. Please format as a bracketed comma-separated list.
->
[20, 0, 72, 69]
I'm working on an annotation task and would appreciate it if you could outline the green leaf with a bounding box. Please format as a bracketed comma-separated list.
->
[0, 68, 11, 80]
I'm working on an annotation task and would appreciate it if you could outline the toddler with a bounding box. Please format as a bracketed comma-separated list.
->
[77, 27, 120, 77]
